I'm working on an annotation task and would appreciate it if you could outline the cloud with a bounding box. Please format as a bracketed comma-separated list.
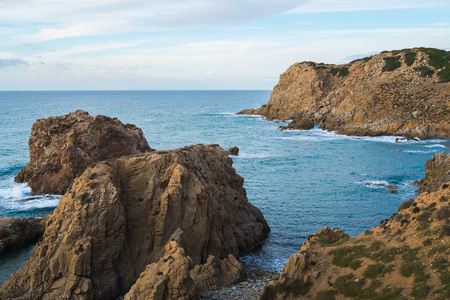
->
[287, 0, 448, 13]
[0, 58, 27, 68]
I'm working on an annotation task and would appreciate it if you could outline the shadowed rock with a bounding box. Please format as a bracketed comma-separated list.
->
[1, 144, 269, 299]
[419, 151, 450, 194]
[0, 217, 46, 254]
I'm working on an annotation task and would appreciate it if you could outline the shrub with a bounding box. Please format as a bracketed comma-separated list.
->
[334, 273, 363, 297]
[442, 224, 450, 236]
[363, 264, 385, 278]
[416, 210, 431, 223]
[332, 245, 365, 269]
[438, 67, 450, 82]
[382, 56, 401, 72]
[398, 199, 414, 212]
[404, 51, 417, 66]
[414, 66, 434, 77]
[315, 290, 337, 300]
[436, 206, 450, 220]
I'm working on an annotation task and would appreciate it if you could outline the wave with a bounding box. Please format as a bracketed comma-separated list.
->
[232, 153, 275, 159]
[0, 179, 60, 213]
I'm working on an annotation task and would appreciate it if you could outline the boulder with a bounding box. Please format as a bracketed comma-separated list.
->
[15, 110, 154, 194]
[0, 217, 47, 254]
[0, 144, 269, 299]
[419, 151, 450, 194]
[228, 146, 239, 156]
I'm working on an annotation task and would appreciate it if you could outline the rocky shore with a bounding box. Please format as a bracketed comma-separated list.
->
[260, 151, 450, 299]
[239, 47, 450, 139]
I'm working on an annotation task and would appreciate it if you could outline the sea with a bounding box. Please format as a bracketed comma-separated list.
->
[0, 90, 449, 284]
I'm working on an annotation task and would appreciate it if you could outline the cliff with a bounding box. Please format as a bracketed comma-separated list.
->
[15, 110, 154, 194]
[261, 151, 450, 299]
[420, 152, 450, 194]
[0, 144, 269, 299]
[239, 48, 450, 139]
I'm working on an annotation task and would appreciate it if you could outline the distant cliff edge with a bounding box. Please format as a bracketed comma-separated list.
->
[239, 48, 450, 139]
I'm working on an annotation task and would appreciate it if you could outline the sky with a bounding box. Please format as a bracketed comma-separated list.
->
[0, 0, 449, 90]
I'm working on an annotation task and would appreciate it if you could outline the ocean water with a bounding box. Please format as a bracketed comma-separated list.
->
[0, 90, 449, 283]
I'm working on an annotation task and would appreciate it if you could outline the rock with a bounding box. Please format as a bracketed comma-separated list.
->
[15, 110, 154, 194]
[228, 147, 239, 156]
[388, 189, 398, 193]
[419, 151, 450, 194]
[0, 217, 46, 254]
[0, 144, 269, 299]
[236, 108, 256, 115]
[238, 48, 450, 139]
[190, 253, 245, 294]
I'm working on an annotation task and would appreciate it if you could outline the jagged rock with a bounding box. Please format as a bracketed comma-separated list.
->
[15, 110, 154, 194]
[419, 151, 450, 194]
[0, 144, 269, 300]
[227, 146, 239, 156]
[124, 235, 196, 300]
[0, 217, 46, 254]
[190, 253, 245, 294]
[239, 48, 450, 139]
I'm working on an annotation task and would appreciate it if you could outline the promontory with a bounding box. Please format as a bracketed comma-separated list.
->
[239, 47, 450, 139]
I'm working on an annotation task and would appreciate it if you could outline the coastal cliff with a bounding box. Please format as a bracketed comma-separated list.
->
[239, 48, 450, 139]
[261, 151, 450, 299]
[1, 144, 269, 299]
[15, 110, 154, 195]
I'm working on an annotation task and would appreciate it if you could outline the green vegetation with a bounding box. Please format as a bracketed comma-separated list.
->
[436, 206, 450, 220]
[437, 67, 450, 82]
[334, 273, 363, 297]
[332, 245, 364, 269]
[331, 67, 349, 77]
[399, 247, 431, 299]
[418, 47, 450, 69]
[363, 264, 385, 278]
[382, 56, 401, 72]
[260, 280, 313, 300]
[414, 66, 434, 77]
[404, 51, 417, 66]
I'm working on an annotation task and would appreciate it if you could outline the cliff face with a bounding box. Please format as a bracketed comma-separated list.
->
[420, 152, 450, 194]
[15, 110, 154, 194]
[261, 152, 450, 300]
[240, 48, 450, 139]
[0, 144, 269, 299]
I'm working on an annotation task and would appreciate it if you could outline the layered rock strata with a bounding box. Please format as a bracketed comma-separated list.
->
[0, 217, 46, 254]
[15, 110, 153, 194]
[261, 154, 450, 299]
[0, 144, 269, 299]
[239, 48, 450, 139]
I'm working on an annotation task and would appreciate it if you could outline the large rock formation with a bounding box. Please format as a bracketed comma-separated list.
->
[239, 48, 450, 139]
[419, 151, 450, 194]
[0, 144, 269, 299]
[261, 155, 450, 300]
[0, 217, 46, 254]
[15, 110, 154, 194]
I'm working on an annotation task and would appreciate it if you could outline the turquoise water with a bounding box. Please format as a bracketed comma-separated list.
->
[0, 90, 448, 282]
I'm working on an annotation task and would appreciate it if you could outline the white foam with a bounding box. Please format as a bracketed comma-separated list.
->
[232, 153, 275, 159]
[0, 179, 60, 211]
[425, 144, 447, 148]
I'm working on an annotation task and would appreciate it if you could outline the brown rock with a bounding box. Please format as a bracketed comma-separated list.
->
[419, 151, 450, 194]
[0, 144, 269, 299]
[0, 217, 46, 254]
[228, 146, 239, 156]
[15, 110, 154, 194]
[239, 48, 450, 139]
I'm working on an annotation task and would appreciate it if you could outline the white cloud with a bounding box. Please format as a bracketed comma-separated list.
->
[287, 0, 448, 13]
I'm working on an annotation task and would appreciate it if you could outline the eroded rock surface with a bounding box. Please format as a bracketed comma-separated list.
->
[0, 217, 46, 254]
[239, 48, 450, 139]
[419, 151, 450, 194]
[1, 144, 269, 299]
[15, 110, 153, 194]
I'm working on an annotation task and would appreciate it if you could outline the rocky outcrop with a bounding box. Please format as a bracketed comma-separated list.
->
[261, 157, 450, 300]
[239, 48, 450, 139]
[0, 144, 269, 299]
[0, 217, 46, 254]
[227, 147, 239, 156]
[15, 110, 154, 194]
[419, 151, 450, 194]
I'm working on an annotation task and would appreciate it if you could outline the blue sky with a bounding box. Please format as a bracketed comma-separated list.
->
[0, 0, 449, 90]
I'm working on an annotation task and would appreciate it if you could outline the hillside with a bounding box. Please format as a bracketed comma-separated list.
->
[239, 48, 450, 139]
